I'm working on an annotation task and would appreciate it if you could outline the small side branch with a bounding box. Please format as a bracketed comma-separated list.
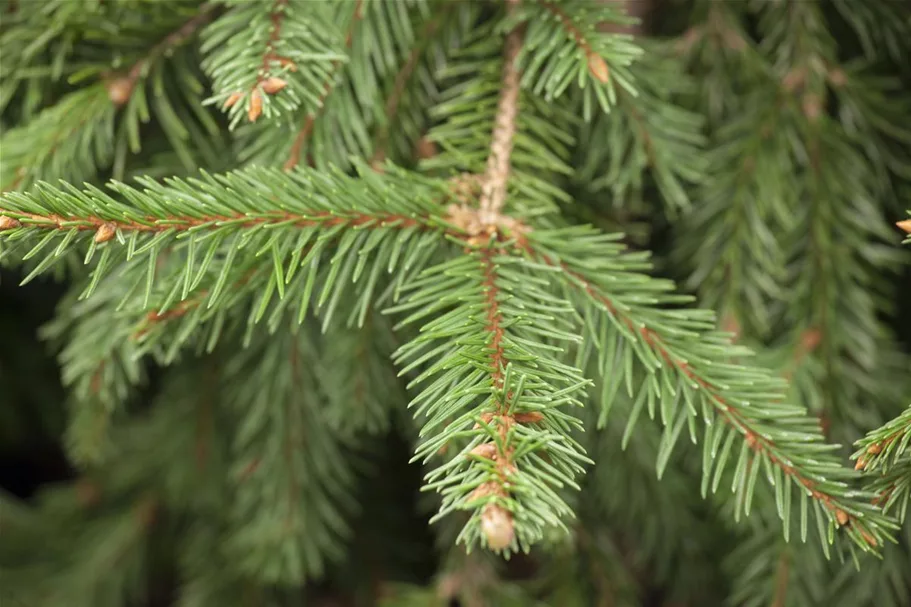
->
[0, 209, 430, 239]
[855, 404, 911, 472]
[541, 1, 610, 81]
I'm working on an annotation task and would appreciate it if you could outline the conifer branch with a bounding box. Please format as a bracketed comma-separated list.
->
[223, 329, 357, 583]
[202, 0, 345, 126]
[284, 0, 364, 170]
[504, 0, 640, 119]
[0, 166, 451, 342]
[540, 1, 610, 84]
[391, 246, 591, 552]
[854, 405, 911, 474]
[518, 228, 893, 551]
[257, 0, 291, 82]
[0, 85, 115, 192]
[2, 5, 221, 191]
[1, 207, 428, 237]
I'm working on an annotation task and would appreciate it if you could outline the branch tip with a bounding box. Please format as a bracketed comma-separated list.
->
[480, 502, 514, 550]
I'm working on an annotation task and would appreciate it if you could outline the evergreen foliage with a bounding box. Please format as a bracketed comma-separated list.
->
[1, 0, 910, 605]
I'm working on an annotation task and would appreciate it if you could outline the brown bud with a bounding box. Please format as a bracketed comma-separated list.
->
[248, 89, 263, 122]
[867, 443, 883, 455]
[276, 57, 298, 72]
[224, 91, 243, 108]
[587, 54, 610, 84]
[897, 219, 911, 234]
[800, 328, 822, 352]
[94, 222, 116, 243]
[415, 136, 437, 160]
[802, 94, 822, 122]
[74, 479, 101, 507]
[0, 215, 21, 230]
[835, 509, 849, 526]
[261, 77, 288, 94]
[827, 68, 847, 88]
[677, 27, 701, 54]
[514, 411, 544, 424]
[136, 497, 157, 527]
[860, 529, 878, 547]
[782, 68, 805, 92]
[469, 443, 498, 460]
[106, 77, 134, 106]
[722, 31, 746, 51]
[480, 503, 514, 551]
[854, 456, 866, 471]
[436, 573, 461, 600]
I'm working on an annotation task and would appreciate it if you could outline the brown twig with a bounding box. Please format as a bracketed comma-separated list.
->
[770, 550, 790, 607]
[0, 209, 429, 236]
[259, 0, 290, 83]
[478, 9, 522, 222]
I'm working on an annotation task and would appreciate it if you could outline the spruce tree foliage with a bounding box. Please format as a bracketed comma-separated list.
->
[0, 0, 909, 605]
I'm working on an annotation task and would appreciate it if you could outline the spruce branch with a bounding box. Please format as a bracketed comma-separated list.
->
[854, 405, 911, 474]
[425, 11, 577, 218]
[575, 41, 707, 213]
[855, 405, 911, 520]
[0, 84, 115, 192]
[540, 1, 611, 84]
[0, 165, 451, 356]
[1, 4, 222, 191]
[505, 0, 641, 117]
[202, 0, 345, 127]
[390, 247, 591, 553]
[0, 489, 158, 605]
[2, 0, 908, 574]
[223, 329, 357, 584]
[42, 278, 148, 465]
[518, 227, 895, 553]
